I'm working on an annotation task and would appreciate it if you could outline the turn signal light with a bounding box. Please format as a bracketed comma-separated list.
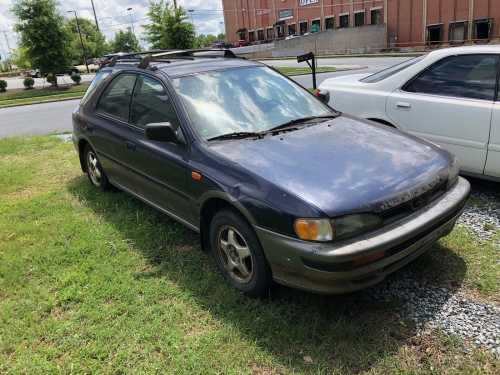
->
[294, 219, 333, 241]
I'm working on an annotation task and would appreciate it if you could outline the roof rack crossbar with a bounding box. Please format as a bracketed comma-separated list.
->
[105, 48, 240, 69]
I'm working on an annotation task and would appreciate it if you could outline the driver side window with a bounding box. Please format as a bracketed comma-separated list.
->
[130, 76, 180, 129]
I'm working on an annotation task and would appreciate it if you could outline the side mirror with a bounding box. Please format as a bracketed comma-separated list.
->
[313, 89, 330, 104]
[145, 122, 179, 143]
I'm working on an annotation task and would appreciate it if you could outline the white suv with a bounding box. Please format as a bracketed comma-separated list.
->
[319, 46, 500, 180]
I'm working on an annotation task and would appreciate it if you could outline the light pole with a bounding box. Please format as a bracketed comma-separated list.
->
[90, 0, 100, 32]
[187, 9, 195, 32]
[67, 10, 89, 73]
[127, 7, 135, 35]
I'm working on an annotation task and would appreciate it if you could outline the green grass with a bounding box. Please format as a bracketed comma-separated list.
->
[0, 83, 89, 108]
[0, 136, 498, 374]
[277, 66, 337, 76]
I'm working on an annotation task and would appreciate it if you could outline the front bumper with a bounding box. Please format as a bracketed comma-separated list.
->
[255, 177, 470, 294]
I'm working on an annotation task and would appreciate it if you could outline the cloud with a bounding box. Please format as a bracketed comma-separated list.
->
[0, 0, 224, 57]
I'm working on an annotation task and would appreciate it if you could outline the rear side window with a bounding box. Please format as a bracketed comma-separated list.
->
[403, 54, 499, 101]
[97, 74, 137, 121]
[80, 70, 112, 104]
[130, 76, 180, 128]
[361, 56, 425, 83]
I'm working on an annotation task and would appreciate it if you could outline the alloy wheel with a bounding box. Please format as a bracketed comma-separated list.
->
[217, 225, 254, 283]
[87, 150, 102, 187]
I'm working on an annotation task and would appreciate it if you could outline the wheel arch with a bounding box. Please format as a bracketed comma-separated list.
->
[77, 138, 90, 172]
[198, 193, 257, 253]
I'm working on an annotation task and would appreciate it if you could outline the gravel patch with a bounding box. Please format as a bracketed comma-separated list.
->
[458, 187, 500, 241]
[362, 273, 500, 356]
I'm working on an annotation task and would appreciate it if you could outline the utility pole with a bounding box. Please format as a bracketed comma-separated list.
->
[2, 31, 11, 51]
[127, 8, 135, 35]
[90, 0, 100, 32]
[2, 31, 12, 70]
[68, 11, 90, 73]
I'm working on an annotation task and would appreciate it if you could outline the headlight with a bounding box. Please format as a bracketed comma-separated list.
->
[294, 214, 382, 242]
[447, 156, 460, 188]
[332, 214, 382, 240]
[294, 219, 333, 241]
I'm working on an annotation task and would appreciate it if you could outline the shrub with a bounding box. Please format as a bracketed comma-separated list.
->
[71, 72, 82, 85]
[23, 77, 35, 89]
[46, 73, 57, 86]
[0, 79, 7, 92]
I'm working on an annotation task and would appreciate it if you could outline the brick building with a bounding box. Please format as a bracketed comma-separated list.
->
[222, 0, 500, 48]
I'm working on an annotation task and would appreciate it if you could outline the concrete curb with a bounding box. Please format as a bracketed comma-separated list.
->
[0, 95, 83, 109]
[258, 52, 424, 61]
[284, 66, 367, 76]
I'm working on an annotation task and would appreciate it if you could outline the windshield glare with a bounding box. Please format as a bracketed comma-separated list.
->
[172, 66, 332, 140]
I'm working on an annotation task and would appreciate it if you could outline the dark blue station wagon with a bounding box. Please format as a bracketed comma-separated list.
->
[72, 49, 470, 296]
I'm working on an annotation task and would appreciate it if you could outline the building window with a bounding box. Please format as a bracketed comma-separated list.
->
[299, 21, 308, 35]
[371, 9, 382, 25]
[276, 25, 284, 38]
[288, 23, 296, 36]
[474, 19, 492, 40]
[339, 14, 349, 28]
[449, 21, 467, 43]
[236, 28, 247, 41]
[354, 11, 365, 27]
[427, 24, 443, 44]
[249, 31, 255, 43]
[311, 19, 321, 33]
[257, 29, 265, 41]
[266, 27, 274, 40]
[325, 16, 335, 30]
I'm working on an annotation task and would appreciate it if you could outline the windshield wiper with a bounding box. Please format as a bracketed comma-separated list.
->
[265, 115, 339, 134]
[207, 131, 264, 142]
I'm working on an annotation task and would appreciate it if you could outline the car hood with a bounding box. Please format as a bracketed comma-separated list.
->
[209, 116, 452, 217]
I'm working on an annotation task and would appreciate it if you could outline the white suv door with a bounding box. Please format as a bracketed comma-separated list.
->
[386, 54, 498, 175]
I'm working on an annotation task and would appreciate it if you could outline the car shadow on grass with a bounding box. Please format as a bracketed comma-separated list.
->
[68, 177, 467, 374]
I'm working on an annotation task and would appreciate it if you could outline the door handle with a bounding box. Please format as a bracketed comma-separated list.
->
[125, 141, 137, 151]
[396, 102, 411, 109]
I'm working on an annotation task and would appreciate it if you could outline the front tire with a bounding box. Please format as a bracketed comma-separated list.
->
[210, 209, 272, 297]
[84, 145, 110, 190]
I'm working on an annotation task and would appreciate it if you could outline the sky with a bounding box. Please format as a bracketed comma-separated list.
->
[0, 0, 224, 58]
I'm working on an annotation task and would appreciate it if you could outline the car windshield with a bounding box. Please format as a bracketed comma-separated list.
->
[172, 66, 333, 140]
[360, 55, 426, 83]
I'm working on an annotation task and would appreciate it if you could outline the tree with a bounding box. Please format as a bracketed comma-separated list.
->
[111, 29, 140, 53]
[144, 0, 196, 50]
[10, 47, 31, 69]
[66, 17, 108, 64]
[12, 0, 71, 86]
[195, 34, 218, 48]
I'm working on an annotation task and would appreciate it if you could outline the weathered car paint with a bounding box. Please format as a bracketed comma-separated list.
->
[208, 115, 453, 218]
[73, 60, 469, 294]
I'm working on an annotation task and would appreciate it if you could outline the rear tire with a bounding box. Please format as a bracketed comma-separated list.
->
[209, 209, 272, 297]
[84, 145, 110, 191]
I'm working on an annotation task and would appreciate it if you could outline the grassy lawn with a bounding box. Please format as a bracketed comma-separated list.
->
[277, 66, 337, 76]
[0, 136, 498, 374]
[0, 83, 90, 108]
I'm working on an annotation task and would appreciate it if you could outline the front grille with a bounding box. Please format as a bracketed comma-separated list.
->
[379, 181, 448, 226]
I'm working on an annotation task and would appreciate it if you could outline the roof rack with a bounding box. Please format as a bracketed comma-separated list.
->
[107, 48, 239, 68]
